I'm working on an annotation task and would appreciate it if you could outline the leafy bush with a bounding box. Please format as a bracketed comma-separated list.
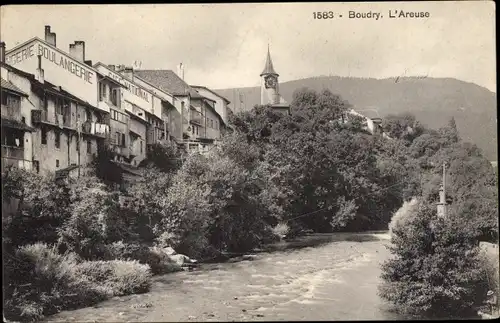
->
[3, 243, 153, 322]
[77, 260, 152, 296]
[3, 243, 106, 322]
[379, 202, 489, 319]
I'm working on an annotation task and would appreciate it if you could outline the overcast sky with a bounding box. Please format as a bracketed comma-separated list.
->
[1, 2, 496, 92]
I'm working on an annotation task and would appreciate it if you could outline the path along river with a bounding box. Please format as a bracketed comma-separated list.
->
[47, 231, 405, 322]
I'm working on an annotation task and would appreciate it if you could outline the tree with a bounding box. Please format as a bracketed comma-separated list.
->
[58, 175, 124, 260]
[382, 113, 425, 144]
[126, 166, 174, 243]
[2, 168, 71, 250]
[379, 201, 489, 319]
[141, 142, 182, 173]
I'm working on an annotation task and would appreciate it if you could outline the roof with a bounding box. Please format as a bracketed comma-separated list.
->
[260, 45, 279, 77]
[32, 79, 96, 109]
[190, 85, 231, 104]
[55, 164, 80, 179]
[134, 69, 204, 99]
[349, 108, 381, 120]
[111, 160, 142, 176]
[125, 110, 148, 124]
[1, 118, 35, 132]
[1, 77, 29, 97]
[5, 37, 102, 76]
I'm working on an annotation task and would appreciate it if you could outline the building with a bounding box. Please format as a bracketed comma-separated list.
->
[190, 85, 231, 125]
[2, 26, 125, 178]
[115, 66, 171, 153]
[345, 109, 384, 135]
[1, 44, 35, 172]
[260, 45, 290, 115]
[133, 67, 226, 154]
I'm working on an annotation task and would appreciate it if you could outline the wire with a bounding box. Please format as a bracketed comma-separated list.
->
[283, 180, 406, 223]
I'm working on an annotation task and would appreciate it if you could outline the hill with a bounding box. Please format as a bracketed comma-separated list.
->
[215, 76, 497, 161]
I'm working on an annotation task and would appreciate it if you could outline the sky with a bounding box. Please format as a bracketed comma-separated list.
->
[1, 2, 496, 92]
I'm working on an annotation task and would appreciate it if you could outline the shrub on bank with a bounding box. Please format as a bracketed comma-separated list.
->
[3, 243, 153, 322]
[77, 260, 152, 296]
[379, 202, 489, 319]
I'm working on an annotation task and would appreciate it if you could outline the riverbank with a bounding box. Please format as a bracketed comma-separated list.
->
[45, 232, 398, 322]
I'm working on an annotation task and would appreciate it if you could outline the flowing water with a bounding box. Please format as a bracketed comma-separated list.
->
[47, 231, 404, 322]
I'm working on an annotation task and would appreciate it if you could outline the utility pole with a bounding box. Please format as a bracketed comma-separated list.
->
[437, 162, 447, 218]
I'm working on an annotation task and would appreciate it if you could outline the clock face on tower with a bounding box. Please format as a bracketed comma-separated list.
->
[265, 76, 277, 89]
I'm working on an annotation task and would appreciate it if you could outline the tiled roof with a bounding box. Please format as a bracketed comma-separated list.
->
[190, 85, 231, 104]
[134, 70, 204, 99]
[1, 77, 28, 97]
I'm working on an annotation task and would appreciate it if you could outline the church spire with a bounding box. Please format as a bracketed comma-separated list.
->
[260, 44, 279, 76]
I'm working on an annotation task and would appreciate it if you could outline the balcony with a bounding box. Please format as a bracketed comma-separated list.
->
[81, 121, 109, 138]
[146, 124, 167, 145]
[31, 110, 73, 129]
[1, 156, 31, 173]
[190, 110, 202, 125]
[2, 145, 25, 159]
[1, 104, 22, 122]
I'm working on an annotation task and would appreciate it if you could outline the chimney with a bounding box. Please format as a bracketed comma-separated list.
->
[36, 55, 44, 84]
[122, 66, 133, 80]
[108, 64, 116, 71]
[69, 41, 85, 62]
[0, 41, 5, 63]
[44, 25, 56, 47]
[177, 63, 184, 80]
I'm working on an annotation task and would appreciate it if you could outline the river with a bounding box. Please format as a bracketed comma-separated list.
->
[47, 231, 404, 322]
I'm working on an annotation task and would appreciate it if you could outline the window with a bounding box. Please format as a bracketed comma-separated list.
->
[121, 133, 126, 147]
[41, 128, 47, 145]
[86, 109, 92, 121]
[111, 88, 118, 106]
[55, 131, 60, 149]
[43, 94, 49, 112]
[99, 82, 107, 101]
[56, 159, 59, 168]
[33, 160, 40, 173]
[140, 140, 143, 153]
[21, 116, 26, 124]
[115, 132, 120, 145]
[87, 140, 91, 154]
[1, 93, 7, 105]
[55, 97, 63, 115]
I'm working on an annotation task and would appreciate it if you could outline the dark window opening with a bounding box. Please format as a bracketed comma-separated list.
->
[87, 140, 91, 154]
[33, 160, 40, 173]
[41, 128, 47, 145]
[55, 131, 60, 149]
[56, 159, 59, 168]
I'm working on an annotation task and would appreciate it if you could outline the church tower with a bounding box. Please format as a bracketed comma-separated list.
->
[259, 45, 290, 115]
[260, 45, 280, 105]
